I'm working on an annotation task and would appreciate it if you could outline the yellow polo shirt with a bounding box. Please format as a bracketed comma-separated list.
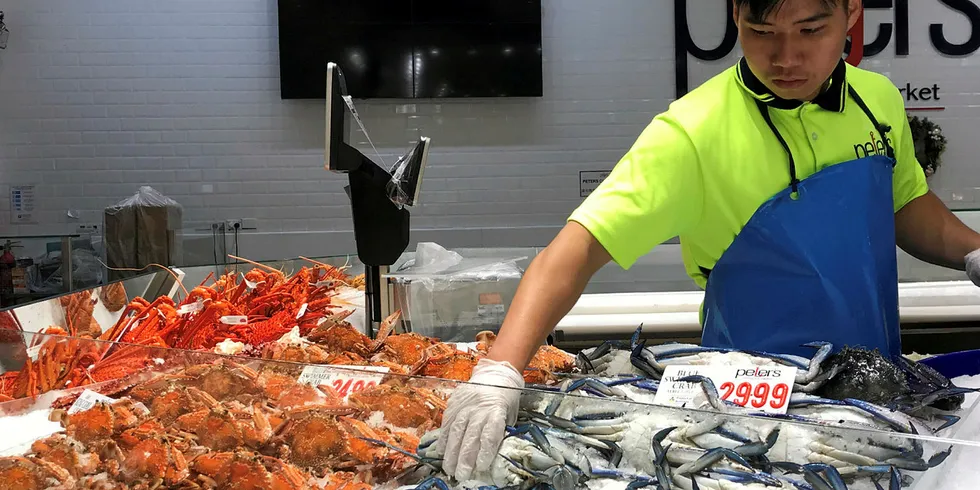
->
[569, 58, 929, 289]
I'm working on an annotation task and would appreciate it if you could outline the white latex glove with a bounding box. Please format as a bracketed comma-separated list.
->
[435, 357, 525, 482]
[967, 249, 980, 287]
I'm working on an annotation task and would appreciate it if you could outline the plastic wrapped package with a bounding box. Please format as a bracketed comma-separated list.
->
[0, 331, 977, 489]
[386, 139, 426, 208]
[385, 242, 526, 342]
[103, 186, 183, 281]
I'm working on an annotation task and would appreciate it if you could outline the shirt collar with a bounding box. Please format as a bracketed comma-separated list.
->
[735, 57, 847, 113]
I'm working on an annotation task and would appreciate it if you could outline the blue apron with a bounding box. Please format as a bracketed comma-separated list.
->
[700, 86, 902, 359]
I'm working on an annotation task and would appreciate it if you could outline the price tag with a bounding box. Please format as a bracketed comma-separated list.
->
[26, 343, 43, 361]
[653, 364, 796, 414]
[297, 365, 390, 400]
[219, 315, 248, 325]
[652, 365, 718, 407]
[315, 279, 339, 289]
[177, 300, 204, 316]
[67, 389, 116, 415]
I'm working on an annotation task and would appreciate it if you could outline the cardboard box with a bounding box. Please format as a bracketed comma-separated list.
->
[104, 186, 183, 281]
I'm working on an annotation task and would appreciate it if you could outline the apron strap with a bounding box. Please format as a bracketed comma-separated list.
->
[846, 86, 896, 161]
[754, 99, 801, 195]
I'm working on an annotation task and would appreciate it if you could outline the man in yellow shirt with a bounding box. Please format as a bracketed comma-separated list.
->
[434, 0, 980, 481]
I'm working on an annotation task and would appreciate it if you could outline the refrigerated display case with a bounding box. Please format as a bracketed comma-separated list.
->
[11, 243, 980, 356]
[385, 243, 528, 342]
[0, 234, 92, 308]
[0, 331, 978, 489]
[1, 254, 366, 339]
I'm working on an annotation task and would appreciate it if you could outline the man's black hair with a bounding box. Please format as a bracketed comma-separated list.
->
[734, 0, 842, 23]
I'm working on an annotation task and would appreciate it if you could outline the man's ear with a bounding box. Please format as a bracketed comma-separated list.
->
[846, 0, 863, 31]
[732, 0, 740, 25]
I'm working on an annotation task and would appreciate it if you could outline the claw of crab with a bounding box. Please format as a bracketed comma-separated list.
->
[773, 461, 839, 490]
[935, 414, 961, 432]
[706, 468, 783, 487]
[732, 428, 779, 458]
[677, 375, 733, 413]
[800, 341, 834, 381]
[561, 378, 628, 398]
[630, 325, 644, 350]
[795, 363, 841, 393]
[603, 440, 624, 467]
[576, 351, 597, 373]
[889, 466, 902, 490]
[843, 398, 931, 435]
[804, 463, 848, 490]
[675, 447, 753, 476]
[576, 341, 615, 374]
[630, 340, 664, 379]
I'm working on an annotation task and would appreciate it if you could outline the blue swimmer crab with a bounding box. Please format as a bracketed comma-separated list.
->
[517, 374, 951, 490]
[370, 420, 673, 490]
[380, 375, 938, 490]
[574, 326, 976, 429]
[576, 326, 838, 394]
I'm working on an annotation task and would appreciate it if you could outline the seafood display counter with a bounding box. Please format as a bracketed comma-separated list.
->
[4, 253, 980, 488]
[1, 331, 980, 489]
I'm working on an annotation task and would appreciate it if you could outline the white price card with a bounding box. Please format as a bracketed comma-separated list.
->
[26, 343, 43, 361]
[652, 365, 718, 407]
[653, 364, 797, 415]
[67, 389, 116, 415]
[219, 315, 248, 325]
[297, 365, 390, 400]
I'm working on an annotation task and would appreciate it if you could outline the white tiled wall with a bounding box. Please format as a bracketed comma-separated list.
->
[1, 1, 979, 288]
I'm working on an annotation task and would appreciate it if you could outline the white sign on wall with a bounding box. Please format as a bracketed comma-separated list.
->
[674, 0, 980, 105]
[10, 185, 36, 224]
[580, 170, 612, 198]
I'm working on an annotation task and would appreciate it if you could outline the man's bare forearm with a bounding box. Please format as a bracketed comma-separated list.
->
[486, 222, 612, 371]
[896, 191, 980, 270]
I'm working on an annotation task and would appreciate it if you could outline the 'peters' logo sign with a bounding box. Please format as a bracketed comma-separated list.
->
[674, 0, 980, 110]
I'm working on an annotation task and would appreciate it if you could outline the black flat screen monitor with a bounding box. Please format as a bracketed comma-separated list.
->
[278, 0, 543, 99]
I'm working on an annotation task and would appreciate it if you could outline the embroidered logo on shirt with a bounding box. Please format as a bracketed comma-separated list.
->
[853, 131, 893, 159]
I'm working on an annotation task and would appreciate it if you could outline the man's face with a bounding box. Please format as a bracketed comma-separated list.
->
[735, 0, 861, 101]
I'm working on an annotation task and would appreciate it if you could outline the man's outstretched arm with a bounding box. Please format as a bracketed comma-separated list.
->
[895, 190, 980, 270]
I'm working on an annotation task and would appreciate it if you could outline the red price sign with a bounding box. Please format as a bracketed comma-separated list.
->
[297, 365, 389, 400]
[718, 381, 791, 411]
[653, 364, 797, 415]
[331, 378, 379, 398]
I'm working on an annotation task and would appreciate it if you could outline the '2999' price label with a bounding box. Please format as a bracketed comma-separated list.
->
[297, 365, 390, 400]
[653, 364, 797, 414]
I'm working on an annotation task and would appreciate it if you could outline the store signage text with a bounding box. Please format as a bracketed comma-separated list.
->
[580, 170, 612, 198]
[674, 0, 980, 99]
[854, 131, 894, 159]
